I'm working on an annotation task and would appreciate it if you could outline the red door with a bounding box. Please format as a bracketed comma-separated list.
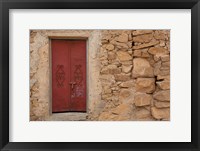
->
[52, 40, 86, 112]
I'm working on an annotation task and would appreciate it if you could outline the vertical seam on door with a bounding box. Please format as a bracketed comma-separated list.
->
[69, 40, 71, 111]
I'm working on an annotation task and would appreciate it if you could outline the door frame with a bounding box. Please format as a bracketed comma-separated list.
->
[49, 37, 88, 115]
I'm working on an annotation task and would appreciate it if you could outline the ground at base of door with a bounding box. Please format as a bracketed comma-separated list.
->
[46, 112, 87, 121]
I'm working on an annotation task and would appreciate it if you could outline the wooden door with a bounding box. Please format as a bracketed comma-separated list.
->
[52, 40, 86, 113]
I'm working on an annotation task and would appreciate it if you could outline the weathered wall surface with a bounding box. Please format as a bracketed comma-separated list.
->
[30, 30, 170, 121]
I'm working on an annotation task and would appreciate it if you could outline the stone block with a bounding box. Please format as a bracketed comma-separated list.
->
[151, 107, 170, 120]
[132, 30, 153, 36]
[115, 73, 131, 81]
[117, 51, 132, 61]
[134, 93, 152, 106]
[153, 90, 170, 101]
[135, 78, 155, 93]
[116, 33, 129, 43]
[106, 44, 114, 51]
[132, 58, 154, 78]
[132, 33, 153, 43]
[122, 65, 132, 73]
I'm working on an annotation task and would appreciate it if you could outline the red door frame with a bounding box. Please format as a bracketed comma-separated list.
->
[50, 38, 87, 113]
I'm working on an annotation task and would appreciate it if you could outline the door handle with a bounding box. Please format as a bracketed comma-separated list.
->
[69, 82, 76, 89]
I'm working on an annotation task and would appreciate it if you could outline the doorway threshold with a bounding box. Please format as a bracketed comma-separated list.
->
[47, 112, 87, 121]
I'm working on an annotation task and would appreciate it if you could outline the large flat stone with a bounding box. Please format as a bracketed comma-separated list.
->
[117, 51, 132, 62]
[132, 41, 159, 49]
[153, 90, 170, 101]
[132, 34, 153, 43]
[115, 73, 131, 81]
[156, 81, 170, 90]
[132, 58, 154, 78]
[148, 47, 168, 55]
[135, 78, 155, 93]
[116, 33, 129, 43]
[134, 93, 152, 106]
[132, 30, 153, 36]
[151, 107, 170, 120]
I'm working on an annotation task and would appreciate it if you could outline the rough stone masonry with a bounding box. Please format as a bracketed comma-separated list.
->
[30, 30, 170, 121]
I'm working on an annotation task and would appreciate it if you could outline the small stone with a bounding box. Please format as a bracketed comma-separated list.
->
[135, 108, 152, 120]
[102, 34, 112, 40]
[132, 58, 154, 78]
[147, 58, 156, 66]
[116, 33, 129, 43]
[161, 55, 170, 62]
[30, 79, 37, 88]
[151, 107, 170, 120]
[132, 41, 159, 50]
[100, 67, 110, 74]
[99, 57, 108, 63]
[119, 89, 131, 102]
[156, 81, 170, 90]
[101, 39, 109, 44]
[115, 73, 131, 81]
[116, 81, 122, 85]
[99, 74, 115, 86]
[101, 65, 121, 74]
[106, 44, 114, 51]
[154, 61, 170, 76]
[157, 75, 170, 81]
[133, 50, 142, 57]
[102, 44, 108, 48]
[102, 86, 112, 94]
[153, 90, 170, 101]
[135, 78, 155, 93]
[111, 60, 121, 66]
[159, 40, 165, 47]
[111, 86, 120, 91]
[141, 51, 150, 58]
[154, 31, 167, 40]
[134, 49, 150, 58]
[99, 50, 108, 59]
[127, 42, 132, 48]
[119, 80, 135, 88]
[155, 101, 170, 108]
[102, 93, 112, 100]
[128, 50, 133, 55]
[117, 51, 132, 61]
[101, 60, 109, 66]
[108, 52, 116, 60]
[98, 112, 115, 121]
[132, 30, 153, 36]
[154, 61, 161, 75]
[114, 42, 129, 49]
[159, 69, 170, 76]
[121, 61, 132, 65]
[160, 67, 169, 71]
[162, 61, 170, 67]
[132, 34, 153, 43]
[32, 99, 39, 107]
[148, 47, 168, 55]
[153, 55, 161, 62]
[111, 103, 133, 120]
[128, 33, 132, 41]
[134, 93, 152, 106]
[122, 65, 132, 73]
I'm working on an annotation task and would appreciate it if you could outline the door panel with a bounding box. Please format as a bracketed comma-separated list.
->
[52, 40, 86, 112]
[70, 41, 87, 111]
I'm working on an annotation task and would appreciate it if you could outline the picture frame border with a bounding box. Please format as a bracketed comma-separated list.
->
[0, 0, 199, 150]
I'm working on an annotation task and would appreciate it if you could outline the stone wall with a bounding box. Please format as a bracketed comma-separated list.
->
[30, 30, 170, 121]
[96, 30, 170, 121]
